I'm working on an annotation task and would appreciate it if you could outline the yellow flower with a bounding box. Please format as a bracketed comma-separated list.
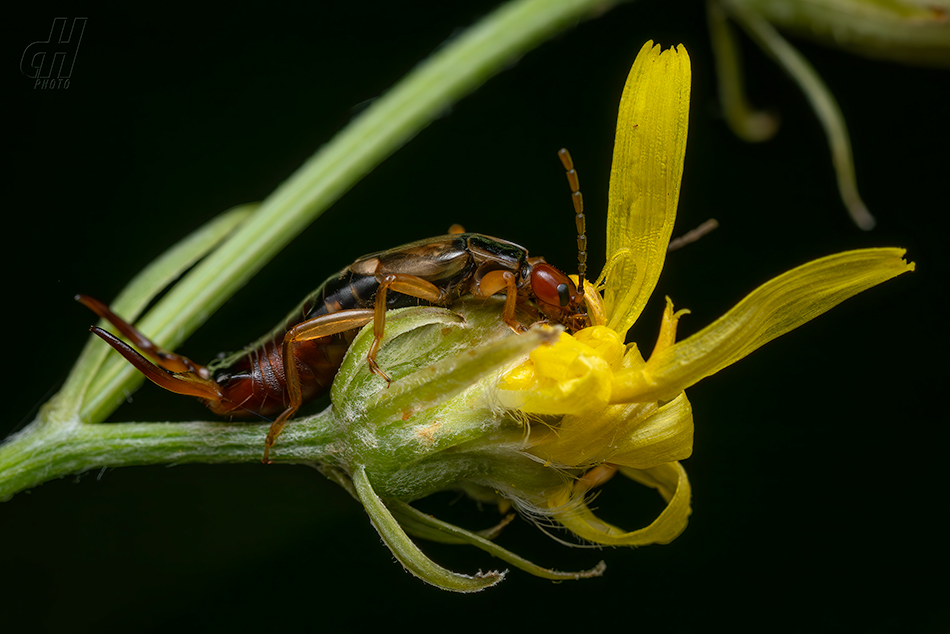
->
[494, 41, 914, 547]
[320, 41, 912, 592]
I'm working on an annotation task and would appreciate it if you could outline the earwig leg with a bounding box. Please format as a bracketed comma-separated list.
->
[263, 309, 376, 463]
[573, 464, 618, 495]
[76, 295, 208, 376]
[367, 274, 447, 384]
[447, 223, 466, 234]
[263, 408, 295, 465]
[88, 327, 226, 403]
[472, 269, 523, 332]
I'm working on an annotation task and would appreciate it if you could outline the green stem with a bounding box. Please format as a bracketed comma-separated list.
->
[0, 409, 341, 502]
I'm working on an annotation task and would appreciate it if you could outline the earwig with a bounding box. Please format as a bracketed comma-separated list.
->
[81, 150, 592, 462]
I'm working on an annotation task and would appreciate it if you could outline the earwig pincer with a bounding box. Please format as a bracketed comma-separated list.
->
[80, 150, 591, 461]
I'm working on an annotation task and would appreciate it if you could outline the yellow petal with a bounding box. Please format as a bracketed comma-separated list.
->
[570, 274, 608, 327]
[611, 248, 915, 403]
[496, 332, 612, 415]
[555, 461, 691, 546]
[528, 392, 692, 469]
[572, 325, 625, 370]
[528, 400, 655, 467]
[604, 41, 691, 338]
[606, 392, 693, 469]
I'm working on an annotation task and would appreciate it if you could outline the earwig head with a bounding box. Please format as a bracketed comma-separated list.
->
[523, 148, 592, 333]
[530, 263, 588, 331]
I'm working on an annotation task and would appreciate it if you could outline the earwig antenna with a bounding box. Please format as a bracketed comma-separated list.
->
[558, 148, 586, 301]
[667, 218, 720, 252]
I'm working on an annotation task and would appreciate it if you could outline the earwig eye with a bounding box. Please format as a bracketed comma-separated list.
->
[531, 263, 576, 310]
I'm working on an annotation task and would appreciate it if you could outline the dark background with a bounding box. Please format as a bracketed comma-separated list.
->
[4, 2, 947, 632]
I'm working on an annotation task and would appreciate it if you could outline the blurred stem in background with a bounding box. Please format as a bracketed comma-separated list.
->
[708, 0, 950, 229]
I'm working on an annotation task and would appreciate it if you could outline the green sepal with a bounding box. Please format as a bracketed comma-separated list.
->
[389, 499, 606, 582]
[353, 465, 506, 593]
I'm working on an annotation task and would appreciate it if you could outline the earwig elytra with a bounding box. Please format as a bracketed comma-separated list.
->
[80, 150, 591, 462]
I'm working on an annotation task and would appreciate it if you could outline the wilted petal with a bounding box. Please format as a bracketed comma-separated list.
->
[611, 248, 914, 403]
[555, 461, 691, 546]
[605, 41, 691, 337]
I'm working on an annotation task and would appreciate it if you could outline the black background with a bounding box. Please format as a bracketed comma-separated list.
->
[4, 2, 948, 632]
